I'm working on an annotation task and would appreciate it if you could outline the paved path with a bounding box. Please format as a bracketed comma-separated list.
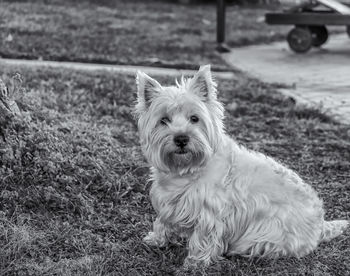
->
[0, 58, 236, 80]
[223, 33, 350, 124]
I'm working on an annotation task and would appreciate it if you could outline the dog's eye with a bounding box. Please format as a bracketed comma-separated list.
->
[160, 117, 171, 125]
[190, 115, 199, 123]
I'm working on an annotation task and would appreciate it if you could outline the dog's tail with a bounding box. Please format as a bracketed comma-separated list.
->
[320, 220, 349, 242]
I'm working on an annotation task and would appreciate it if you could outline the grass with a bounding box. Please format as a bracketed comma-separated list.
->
[0, 0, 289, 70]
[0, 65, 349, 275]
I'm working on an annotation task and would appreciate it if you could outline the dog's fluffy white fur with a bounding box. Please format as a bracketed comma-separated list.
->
[134, 65, 348, 265]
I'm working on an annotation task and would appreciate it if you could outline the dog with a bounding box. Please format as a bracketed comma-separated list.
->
[134, 65, 348, 265]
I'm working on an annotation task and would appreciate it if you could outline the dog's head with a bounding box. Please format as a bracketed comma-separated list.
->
[134, 65, 225, 175]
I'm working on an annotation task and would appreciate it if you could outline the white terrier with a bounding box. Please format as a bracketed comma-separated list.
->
[134, 65, 348, 265]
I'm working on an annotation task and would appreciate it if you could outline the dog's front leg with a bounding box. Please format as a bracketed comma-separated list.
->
[185, 214, 225, 265]
[143, 217, 170, 247]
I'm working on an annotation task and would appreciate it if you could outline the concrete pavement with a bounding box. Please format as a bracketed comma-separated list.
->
[223, 33, 350, 124]
[0, 58, 236, 80]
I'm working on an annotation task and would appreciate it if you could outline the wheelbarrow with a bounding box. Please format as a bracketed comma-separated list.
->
[265, 0, 350, 53]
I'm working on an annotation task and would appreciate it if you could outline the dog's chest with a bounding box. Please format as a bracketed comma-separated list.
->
[151, 162, 231, 231]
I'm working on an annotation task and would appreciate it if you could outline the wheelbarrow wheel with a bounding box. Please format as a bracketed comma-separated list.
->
[310, 26, 328, 47]
[287, 26, 313, 53]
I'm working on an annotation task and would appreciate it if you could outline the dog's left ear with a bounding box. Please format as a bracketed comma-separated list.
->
[187, 65, 217, 101]
[136, 71, 162, 111]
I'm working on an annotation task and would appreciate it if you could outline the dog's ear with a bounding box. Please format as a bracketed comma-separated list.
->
[136, 71, 162, 110]
[187, 65, 217, 101]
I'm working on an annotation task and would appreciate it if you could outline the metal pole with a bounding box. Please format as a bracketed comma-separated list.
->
[216, 0, 230, 52]
[217, 0, 225, 44]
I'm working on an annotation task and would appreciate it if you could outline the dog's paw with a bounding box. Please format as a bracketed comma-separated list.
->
[182, 256, 207, 273]
[183, 255, 212, 269]
[183, 256, 199, 268]
[143, 231, 167, 247]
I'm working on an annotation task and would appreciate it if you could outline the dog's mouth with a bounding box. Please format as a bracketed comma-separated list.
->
[169, 149, 193, 168]
[174, 148, 189, 155]
[162, 147, 207, 174]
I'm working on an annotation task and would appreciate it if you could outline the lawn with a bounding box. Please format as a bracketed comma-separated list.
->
[0, 65, 349, 275]
[0, 0, 289, 70]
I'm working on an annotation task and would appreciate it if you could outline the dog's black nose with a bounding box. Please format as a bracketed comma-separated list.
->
[174, 135, 189, 148]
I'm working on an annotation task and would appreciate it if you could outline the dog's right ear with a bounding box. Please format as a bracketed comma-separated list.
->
[136, 71, 162, 112]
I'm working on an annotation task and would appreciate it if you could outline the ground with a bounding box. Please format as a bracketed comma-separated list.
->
[223, 33, 350, 124]
[0, 0, 349, 276]
[0, 66, 349, 276]
[0, 0, 288, 70]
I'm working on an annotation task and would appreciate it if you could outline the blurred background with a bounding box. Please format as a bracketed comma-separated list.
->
[0, 0, 288, 71]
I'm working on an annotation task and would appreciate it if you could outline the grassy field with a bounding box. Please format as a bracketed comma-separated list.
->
[0, 0, 289, 70]
[0, 65, 349, 275]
